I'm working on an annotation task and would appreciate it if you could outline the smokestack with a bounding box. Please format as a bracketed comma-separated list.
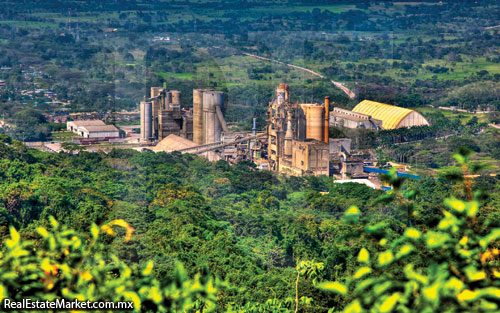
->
[324, 96, 330, 144]
[252, 118, 257, 135]
[284, 113, 293, 157]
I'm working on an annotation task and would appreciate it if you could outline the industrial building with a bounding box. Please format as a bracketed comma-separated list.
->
[139, 84, 391, 179]
[330, 100, 429, 130]
[67, 120, 105, 133]
[264, 84, 330, 176]
[330, 107, 382, 130]
[140, 86, 231, 162]
[77, 125, 120, 139]
[66, 120, 119, 139]
[193, 89, 228, 144]
[140, 87, 192, 142]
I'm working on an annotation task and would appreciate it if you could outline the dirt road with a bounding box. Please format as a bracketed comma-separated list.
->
[242, 52, 356, 99]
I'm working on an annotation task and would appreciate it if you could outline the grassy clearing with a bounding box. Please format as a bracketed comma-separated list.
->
[155, 72, 198, 80]
[50, 131, 75, 140]
[0, 20, 58, 28]
[415, 107, 491, 124]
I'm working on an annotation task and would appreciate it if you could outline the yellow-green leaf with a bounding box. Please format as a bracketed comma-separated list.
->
[464, 266, 486, 281]
[378, 250, 394, 266]
[404, 265, 428, 285]
[374, 281, 392, 296]
[396, 244, 414, 258]
[49, 216, 59, 229]
[444, 277, 464, 293]
[425, 231, 449, 249]
[0, 285, 5, 302]
[379, 293, 400, 313]
[444, 198, 465, 212]
[317, 281, 347, 295]
[36, 227, 49, 238]
[457, 289, 478, 302]
[404, 228, 421, 239]
[90, 224, 99, 240]
[465, 201, 479, 217]
[343, 300, 363, 313]
[358, 248, 370, 264]
[354, 267, 372, 279]
[142, 261, 154, 276]
[123, 291, 140, 311]
[479, 287, 500, 299]
[9, 226, 20, 244]
[423, 283, 440, 301]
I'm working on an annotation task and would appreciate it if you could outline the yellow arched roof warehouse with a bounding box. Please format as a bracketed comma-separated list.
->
[352, 100, 429, 129]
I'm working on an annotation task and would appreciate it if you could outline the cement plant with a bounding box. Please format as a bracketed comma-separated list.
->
[104, 82, 432, 191]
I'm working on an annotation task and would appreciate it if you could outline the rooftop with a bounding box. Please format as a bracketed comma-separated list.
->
[68, 120, 106, 127]
[79, 125, 119, 133]
[352, 100, 416, 129]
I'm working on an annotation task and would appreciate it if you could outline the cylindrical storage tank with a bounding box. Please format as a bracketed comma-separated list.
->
[305, 104, 324, 142]
[140, 101, 152, 142]
[203, 92, 216, 144]
[324, 97, 330, 144]
[213, 91, 224, 142]
[193, 89, 204, 144]
[203, 91, 223, 144]
[165, 92, 172, 110]
[151, 87, 162, 138]
[171, 90, 181, 108]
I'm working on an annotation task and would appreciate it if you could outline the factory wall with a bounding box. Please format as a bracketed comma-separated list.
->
[82, 130, 120, 138]
[290, 140, 329, 176]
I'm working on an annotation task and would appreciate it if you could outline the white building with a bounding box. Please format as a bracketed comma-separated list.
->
[77, 125, 120, 138]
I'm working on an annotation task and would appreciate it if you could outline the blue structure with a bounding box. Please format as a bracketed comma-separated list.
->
[363, 167, 421, 180]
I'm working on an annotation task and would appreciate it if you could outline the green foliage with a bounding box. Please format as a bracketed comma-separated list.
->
[0, 217, 220, 312]
[318, 150, 500, 312]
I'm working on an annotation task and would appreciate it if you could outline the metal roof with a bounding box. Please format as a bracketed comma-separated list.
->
[68, 120, 106, 127]
[352, 100, 414, 129]
[78, 125, 119, 133]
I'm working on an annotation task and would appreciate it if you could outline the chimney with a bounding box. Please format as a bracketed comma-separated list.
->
[324, 96, 330, 144]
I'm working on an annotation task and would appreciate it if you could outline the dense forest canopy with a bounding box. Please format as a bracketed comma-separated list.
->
[0, 134, 498, 311]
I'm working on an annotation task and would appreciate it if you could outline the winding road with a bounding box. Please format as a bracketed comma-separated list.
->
[242, 52, 356, 99]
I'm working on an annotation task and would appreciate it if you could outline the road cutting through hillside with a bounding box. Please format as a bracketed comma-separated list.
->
[242, 52, 356, 99]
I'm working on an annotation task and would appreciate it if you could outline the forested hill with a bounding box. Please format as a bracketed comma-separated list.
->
[1, 135, 500, 311]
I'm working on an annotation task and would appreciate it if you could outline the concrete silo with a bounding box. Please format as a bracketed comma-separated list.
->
[324, 96, 330, 144]
[165, 92, 172, 110]
[193, 89, 205, 144]
[151, 87, 163, 139]
[303, 104, 324, 142]
[171, 90, 181, 108]
[140, 101, 152, 142]
[202, 91, 221, 144]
